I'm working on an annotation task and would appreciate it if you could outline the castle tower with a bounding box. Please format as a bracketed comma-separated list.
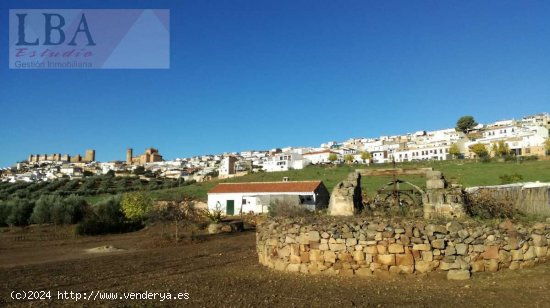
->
[85, 149, 96, 162]
[126, 148, 133, 165]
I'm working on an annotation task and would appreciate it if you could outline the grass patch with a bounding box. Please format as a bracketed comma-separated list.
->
[80, 160, 550, 204]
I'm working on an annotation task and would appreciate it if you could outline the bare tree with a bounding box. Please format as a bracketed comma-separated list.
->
[151, 198, 199, 242]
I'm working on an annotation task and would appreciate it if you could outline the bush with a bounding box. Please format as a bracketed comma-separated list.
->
[268, 200, 313, 218]
[499, 173, 524, 185]
[465, 189, 516, 219]
[76, 196, 143, 235]
[76, 218, 142, 236]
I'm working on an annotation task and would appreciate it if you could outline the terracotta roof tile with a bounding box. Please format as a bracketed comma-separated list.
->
[208, 181, 323, 194]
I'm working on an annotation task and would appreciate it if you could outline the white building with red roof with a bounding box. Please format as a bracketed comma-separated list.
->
[207, 180, 330, 215]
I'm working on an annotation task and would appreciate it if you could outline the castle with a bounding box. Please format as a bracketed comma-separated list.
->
[126, 147, 163, 165]
[28, 149, 95, 163]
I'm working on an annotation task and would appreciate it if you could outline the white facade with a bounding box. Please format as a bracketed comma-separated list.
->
[302, 150, 340, 164]
[208, 191, 318, 215]
[393, 145, 450, 162]
[262, 152, 308, 172]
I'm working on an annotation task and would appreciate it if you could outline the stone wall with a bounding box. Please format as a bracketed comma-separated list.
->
[256, 218, 550, 280]
[466, 183, 550, 216]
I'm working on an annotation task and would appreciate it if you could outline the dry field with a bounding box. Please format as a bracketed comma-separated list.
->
[1, 226, 549, 307]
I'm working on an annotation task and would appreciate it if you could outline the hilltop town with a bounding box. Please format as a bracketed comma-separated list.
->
[1, 113, 549, 183]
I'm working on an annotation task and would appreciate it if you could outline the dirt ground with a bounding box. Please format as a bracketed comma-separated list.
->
[1, 226, 549, 307]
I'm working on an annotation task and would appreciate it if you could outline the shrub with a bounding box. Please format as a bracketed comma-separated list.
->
[268, 200, 312, 217]
[499, 173, 524, 185]
[464, 189, 516, 219]
[76, 195, 142, 235]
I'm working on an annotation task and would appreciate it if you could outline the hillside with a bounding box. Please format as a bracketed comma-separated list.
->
[144, 159, 550, 202]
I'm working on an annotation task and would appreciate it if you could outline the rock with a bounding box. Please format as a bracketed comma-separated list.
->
[447, 270, 471, 280]
[524, 246, 536, 260]
[484, 259, 499, 272]
[324, 251, 336, 263]
[375, 254, 396, 266]
[353, 251, 365, 261]
[355, 267, 373, 277]
[388, 244, 404, 254]
[376, 245, 387, 254]
[509, 261, 521, 270]
[365, 246, 378, 254]
[329, 243, 346, 251]
[446, 221, 463, 233]
[498, 250, 511, 263]
[531, 234, 547, 247]
[413, 244, 431, 251]
[535, 246, 548, 258]
[455, 244, 468, 255]
[482, 246, 499, 260]
[396, 254, 415, 266]
[511, 249, 524, 261]
[346, 238, 357, 246]
[431, 239, 446, 249]
[471, 260, 485, 272]
[389, 266, 402, 275]
[445, 245, 457, 256]
[422, 251, 434, 261]
[308, 231, 320, 242]
[415, 260, 436, 273]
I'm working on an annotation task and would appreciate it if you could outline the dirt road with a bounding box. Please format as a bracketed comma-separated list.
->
[1, 229, 549, 307]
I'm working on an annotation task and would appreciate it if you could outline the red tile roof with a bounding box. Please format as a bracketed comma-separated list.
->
[208, 181, 323, 194]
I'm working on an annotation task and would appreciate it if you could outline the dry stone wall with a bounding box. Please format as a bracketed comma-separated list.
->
[256, 218, 550, 279]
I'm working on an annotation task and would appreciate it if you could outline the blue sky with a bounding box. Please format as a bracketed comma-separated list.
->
[1, 0, 549, 167]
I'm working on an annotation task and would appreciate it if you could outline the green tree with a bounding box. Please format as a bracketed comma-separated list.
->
[344, 154, 354, 164]
[545, 139, 550, 155]
[456, 116, 478, 133]
[6, 199, 34, 226]
[493, 140, 510, 157]
[470, 143, 489, 158]
[133, 166, 145, 175]
[121, 191, 152, 222]
[449, 143, 461, 158]
[328, 153, 338, 163]
[360, 151, 371, 163]
[30, 195, 60, 224]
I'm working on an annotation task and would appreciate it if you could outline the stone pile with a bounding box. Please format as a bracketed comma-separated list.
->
[256, 218, 550, 280]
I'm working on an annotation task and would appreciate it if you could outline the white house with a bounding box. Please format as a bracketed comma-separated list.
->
[302, 150, 340, 164]
[262, 152, 308, 172]
[207, 181, 330, 215]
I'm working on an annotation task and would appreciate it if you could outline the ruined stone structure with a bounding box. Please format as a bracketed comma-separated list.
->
[126, 147, 164, 165]
[28, 149, 95, 163]
[328, 172, 362, 216]
[422, 170, 466, 219]
[257, 218, 550, 279]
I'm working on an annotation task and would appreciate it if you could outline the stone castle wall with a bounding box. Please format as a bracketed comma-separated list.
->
[256, 218, 550, 279]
